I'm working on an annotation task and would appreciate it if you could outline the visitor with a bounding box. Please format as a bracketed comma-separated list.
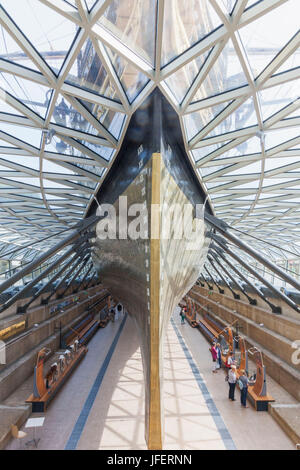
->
[225, 351, 235, 381]
[216, 342, 222, 370]
[238, 370, 251, 408]
[180, 308, 186, 325]
[210, 342, 218, 373]
[110, 308, 115, 323]
[228, 365, 237, 401]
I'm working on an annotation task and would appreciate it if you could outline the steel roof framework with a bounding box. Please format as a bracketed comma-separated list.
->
[0, 0, 298, 263]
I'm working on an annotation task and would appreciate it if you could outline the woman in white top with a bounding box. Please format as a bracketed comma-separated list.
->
[228, 365, 237, 401]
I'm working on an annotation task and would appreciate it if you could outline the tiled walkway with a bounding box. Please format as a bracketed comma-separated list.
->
[5, 310, 294, 450]
[178, 310, 295, 450]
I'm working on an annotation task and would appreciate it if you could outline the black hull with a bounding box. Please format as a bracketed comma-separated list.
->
[90, 89, 212, 448]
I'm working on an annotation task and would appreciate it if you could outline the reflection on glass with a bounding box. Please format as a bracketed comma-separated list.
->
[66, 39, 121, 102]
[192, 40, 248, 102]
[98, 0, 156, 65]
[161, 0, 221, 66]
[51, 94, 99, 138]
[105, 45, 149, 103]
[164, 52, 209, 104]
[79, 97, 125, 139]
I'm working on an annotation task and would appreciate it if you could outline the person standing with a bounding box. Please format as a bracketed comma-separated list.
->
[238, 370, 250, 408]
[216, 343, 222, 370]
[109, 308, 115, 323]
[225, 351, 235, 380]
[180, 308, 186, 325]
[210, 342, 218, 373]
[228, 365, 237, 401]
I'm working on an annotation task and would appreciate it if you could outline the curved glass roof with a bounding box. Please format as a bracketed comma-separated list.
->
[0, 0, 299, 259]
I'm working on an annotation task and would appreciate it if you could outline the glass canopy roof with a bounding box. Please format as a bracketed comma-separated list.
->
[0, 0, 299, 261]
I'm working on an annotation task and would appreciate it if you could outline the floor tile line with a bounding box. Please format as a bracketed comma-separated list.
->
[171, 317, 236, 451]
[65, 314, 128, 450]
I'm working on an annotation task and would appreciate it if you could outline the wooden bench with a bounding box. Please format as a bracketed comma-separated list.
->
[77, 319, 100, 346]
[198, 317, 219, 339]
[184, 297, 275, 411]
[62, 293, 111, 347]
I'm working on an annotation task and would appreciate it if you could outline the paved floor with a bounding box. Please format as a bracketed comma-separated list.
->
[5, 310, 295, 450]
[178, 310, 295, 450]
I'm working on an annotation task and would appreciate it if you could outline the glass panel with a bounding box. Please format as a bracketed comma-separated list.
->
[105, 45, 149, 103]
[0, 139, 14, 147]
[163, 51, 210, 104]
[0, 122, 42, 147]
[262, 178, 298, 188]
[0, 25, 39, 71]
[259, 80, 300, 121]
[245, 0, 262, 9]
[79, 138, 115, 162]
[239, 0, 300, 77]
[220, 160, 262, 176]
[275, 51, 300, 75]
[98, 0, 157, 65]
[0, 153, 39, 170]
[192, 40, 248, 102]
[65, 39, 121, 102]
[51, 93, 99, 135]
[191, 141, 231, 163]
[84, 0, 97, 12]
[219, 0, 237, 15]
[1, 0, 78, 74]
[207, 179, 259, 190]
[195, 135, 262, 167]
[62, 0, 77, 8]
[161, 0, 222, 66]
[286, 109, 300, 119]
[44, 134, 73, 154]
[265, 128, 300, 149]
[0, 71, 52, 118]
[78, 97, 126, 139]
[0, 98, 23, 115]
[183, 101, 232, 141]
[264, 155, 300, 171]
[205, 97, 257, 138]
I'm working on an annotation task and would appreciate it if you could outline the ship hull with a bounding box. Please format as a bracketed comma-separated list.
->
[89, 89, 212, 449]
